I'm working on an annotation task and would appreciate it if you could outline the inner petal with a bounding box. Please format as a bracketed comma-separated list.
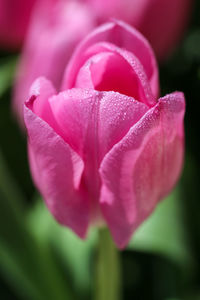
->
[75, 51, 143, 101]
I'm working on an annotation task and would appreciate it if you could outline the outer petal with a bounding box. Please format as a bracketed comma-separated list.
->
[28, 77, 56, 123]
[49, 89, 148, 161]
[99, 92, 185, 248]
[49, 89, 148, 222]
[62, 19, 159, 99]
[24, 83, 88, 238]
[98, 92, 149, 160]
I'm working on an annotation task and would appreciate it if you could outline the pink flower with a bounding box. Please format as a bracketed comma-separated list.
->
[24, 21, 185, 248]
[0, 0, 37, 49]
[13, 0, 95, 124]
[85, 0, 193, 60]
[14, 0, 191, 125]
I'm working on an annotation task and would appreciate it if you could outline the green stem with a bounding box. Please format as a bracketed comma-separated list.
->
[95, 228, 121, 300]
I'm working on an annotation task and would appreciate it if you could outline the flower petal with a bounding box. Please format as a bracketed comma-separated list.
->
[24, 83, 88, 238]
[98, 91, 149, 160]
[49, 89, 148, 222]
[99, 92, 185, 248]
[62, 19, 159, 100]
[74, 43, 154, 105]
[28, 77, 56, 120]
[49, 89, 148, 161]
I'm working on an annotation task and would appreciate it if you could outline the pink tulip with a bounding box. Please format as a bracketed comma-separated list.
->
[13, 0, 95, 124]
[14, 0, 191, 125]
[24, 20, 185, 248]
[0, 0, 37, 49]
[85, 0, 193, 60]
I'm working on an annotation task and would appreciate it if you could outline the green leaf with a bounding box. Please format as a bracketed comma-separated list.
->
[183, 29, 200, 62]
[0, 149, 25, 220]
[0, 57, 17, 97]
[0, 150, 73, 300]
[0, 239, 44, 300]
[28, 198, 97, 294]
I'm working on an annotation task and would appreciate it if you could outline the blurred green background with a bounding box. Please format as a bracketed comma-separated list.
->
[0, 1, 200, 300]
